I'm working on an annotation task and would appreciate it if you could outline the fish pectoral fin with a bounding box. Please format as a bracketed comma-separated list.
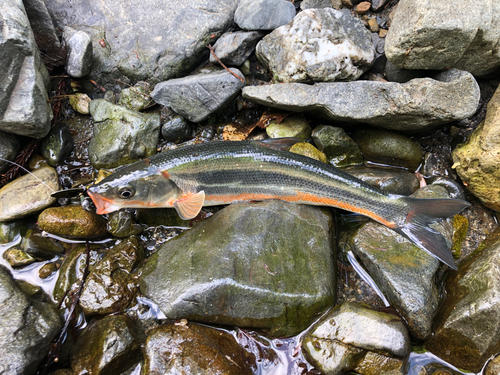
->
[173, 190, 205, 220]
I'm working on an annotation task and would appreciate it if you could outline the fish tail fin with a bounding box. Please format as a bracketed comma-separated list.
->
[394, 197, 470, 270]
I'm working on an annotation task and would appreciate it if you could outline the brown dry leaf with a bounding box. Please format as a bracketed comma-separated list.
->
[223, 122, 258, 141]
[255, 110, 290, 129]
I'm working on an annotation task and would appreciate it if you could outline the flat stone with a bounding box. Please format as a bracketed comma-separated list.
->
[385, 0, 500, 77]
[0, 166, 60, 222]
[44, 0, 238, 85]
[242, 69, 480, 132]
[140, 201, 336, 337]
[0, 265, 62, 375]
[209, 31, 264, 67]
[0, 0, 52, 138]
[234, 0, 296, 31]
[151, 69, 245, 123]
[452, 83, 500, 211]
[256, 8, 374, 82]
[63, 27, 93, 78]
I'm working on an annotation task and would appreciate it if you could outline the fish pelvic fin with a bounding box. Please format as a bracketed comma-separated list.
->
[257, 137, 301, 151]
[394, 197, 470, 270]
[173, 190, 205, 220]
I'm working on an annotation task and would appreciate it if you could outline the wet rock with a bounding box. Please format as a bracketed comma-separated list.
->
[344, 166, 420, 195]
[38, 205, 107, 239]
[0, 265, 62, 375]
[3, 248, 36, 268]
[151, 68, 245, 123]
[106, 210, 142, 238]
[427, 176, 466, 200]
[53, 243, 105, 304]
[242, 69, 480, 132]
[71, 314, 141, 375]
[311, 125, 363, 167]
[22, 227, 65, 259]
[117, 81, 151, 112]
[161, 115, 193, 143]
[143, 322, 255, 374]
[79, 237, 142, 316]
[63, 27, 92, 78]
[289, 142, 327, 163]
[88, 99, 160, 169]
[385, 0, 500, 77]
[266, 115, 311, 141]
[353, 129, 423, 171]
[347, 186, 454, 340]
[0, 166, 59, 222]
[486, 355, 500, 375]
[353, 351, 407, 375]
[38, 262, 57, 279]
[0, 221, 26, 243]
[452, 83, 500, 211]
[426, 227, 500, 372]
[0, 0, 52, 138]
[234, 0, 295, 31]
[69, 93, 91, 115]
[302, 303, 409, 374]
[210, 31, 264, 67]
[0, 131, 20, 174]
[140, 201, 336, 337]
[40, 122, 74, 167]
[256, 8, 374, 83]
[44, 0, 238, 85]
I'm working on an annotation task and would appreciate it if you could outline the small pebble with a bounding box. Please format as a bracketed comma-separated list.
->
[39, 262, 58, 279]
[356, 1, 371, 14]
[69, 93, 91, 115]
[379, 29, 388, 38]
[368, 18, 379, 32]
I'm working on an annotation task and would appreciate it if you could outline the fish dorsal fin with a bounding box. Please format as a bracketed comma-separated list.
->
[257, 137, 301, 151]
[173, 191, 205, 220]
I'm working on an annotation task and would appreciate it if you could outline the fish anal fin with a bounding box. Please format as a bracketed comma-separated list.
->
[173, 191, 205, 220]
[257, 137, 301, 151]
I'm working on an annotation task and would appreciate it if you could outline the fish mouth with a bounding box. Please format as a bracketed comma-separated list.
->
[87, 190, 120, 215]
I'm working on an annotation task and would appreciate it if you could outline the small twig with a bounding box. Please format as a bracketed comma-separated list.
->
[207, 44, 244, 83]
[90, 79, 106, 92]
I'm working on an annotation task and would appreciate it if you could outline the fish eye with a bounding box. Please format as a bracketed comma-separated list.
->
[118, 187, 135, 199]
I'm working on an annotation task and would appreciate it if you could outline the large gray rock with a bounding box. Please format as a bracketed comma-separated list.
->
[242, 69, 480, 132]
[0, 0, 52, 138]
[209, 31, 264, 67]
[151, 69, 245, 123]
[256, 8, 375, 83]
[23, 0, 61, 53]
[140, 201, 336, 337]
[88, 99, 161, 169]
[44, 0, 238, 85]
[385, 0, 500, 77]
[234, 0, 296, 31]
[63, 27, 93, 77]
[0, 266, 62, 375]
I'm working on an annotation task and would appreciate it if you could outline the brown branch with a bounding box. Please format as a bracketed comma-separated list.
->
[207, 44, 245, 83]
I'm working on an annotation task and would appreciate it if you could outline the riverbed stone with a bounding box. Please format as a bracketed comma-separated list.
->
[0, 265, 62, 375]
[256, 8, 375, 83]
[88, 99, 160, 169]
[209, 31, 264, 67]
[63, 27, 93, 78]
[344, 166, 420, 195]
[140, 201, 336, 337]
[289, 142, 327, 163]
[106, 210, 142, 238]
[385, 0, 500, 77]
[79, 237, 142, 316]
[161, 115, 193, 143]
[143, 322, 256, 374]
[151, 68, 245, 123]
[234, 0, 295, 31]
[40, 122, 74, 167]
[0, 166, 60, 222]
[3, 248, 36, 268]
[266, 115, 312, 141]
[426, 227, 500, 372]
[452, 83, 500, 212]
[43, 0, 238, 85]
[117, 81, 151, 112]
[311, 125, 363, 167]
[71, 314, 141, 375]
[243, 69, 480, 132]
[38, 205, 107, 239]
[0, 132, 20, 174]
[22, 227, 65, 259]
[353, 129, 423, 171]
[69, 93, 91, 115]
[0, 0, 52, 138]
[347, 186, 453, 340]
[302, 303, 410, 374]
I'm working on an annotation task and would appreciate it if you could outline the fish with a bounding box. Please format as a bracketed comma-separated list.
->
[87, 139, 470, 270]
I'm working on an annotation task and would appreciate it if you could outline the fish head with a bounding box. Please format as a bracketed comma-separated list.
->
[87, 161, 182, 214]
